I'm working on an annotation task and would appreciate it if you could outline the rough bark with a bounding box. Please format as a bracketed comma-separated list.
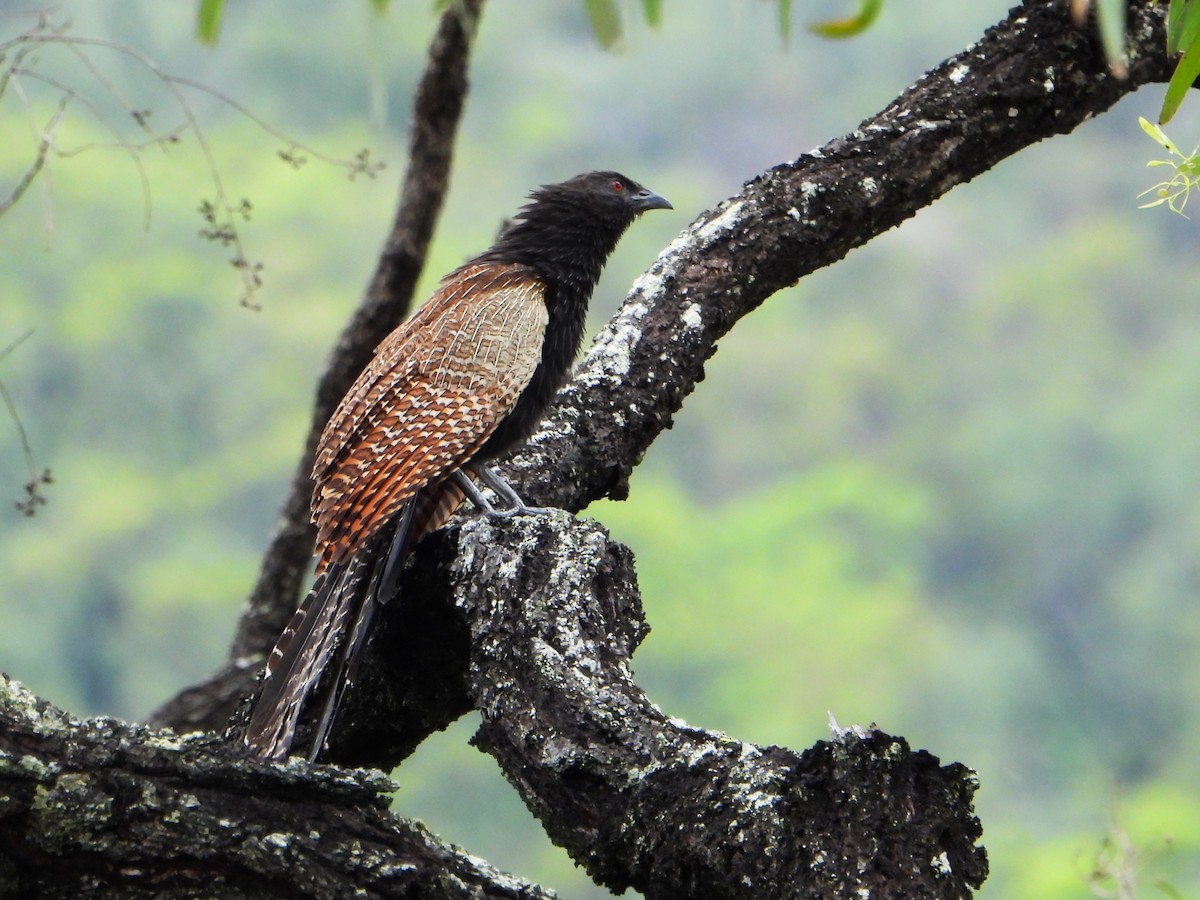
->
[21, 0, 1186, 898]
[454, 515, 985, 898]
[0, 675, 551, 899]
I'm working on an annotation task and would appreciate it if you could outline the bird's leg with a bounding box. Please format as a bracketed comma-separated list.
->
[452, 467, 557, 519]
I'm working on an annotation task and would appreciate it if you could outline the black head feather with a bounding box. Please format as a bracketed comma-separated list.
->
[482, 171, 671, 277]
[474, 171, 671, 459]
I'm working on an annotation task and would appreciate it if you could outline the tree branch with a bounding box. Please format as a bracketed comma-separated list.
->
[0, 675, 553, 899]
[499, 0, 1175, 513]
[458, 515, 986, 897]
[302, 512, 985, 896]
[151, 0, 486, 733]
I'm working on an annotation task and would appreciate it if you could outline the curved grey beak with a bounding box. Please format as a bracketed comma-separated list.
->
[631, 188, 673, 211]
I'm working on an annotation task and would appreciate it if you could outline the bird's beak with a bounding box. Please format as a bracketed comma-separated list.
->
[631, 188, 673, 211]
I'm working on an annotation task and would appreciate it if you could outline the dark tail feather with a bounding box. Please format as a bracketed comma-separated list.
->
[304, 500, 417, 762]
[244, 480, 460, 762]
[243, 558, 368, 759]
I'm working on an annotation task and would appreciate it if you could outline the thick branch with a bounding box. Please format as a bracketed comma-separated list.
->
[499, 0, 1174, 512]
[0, 676, 552, 899]
[151, 0, 485, 732]
[321, 514, 986, 897]
[457, 516, 985, 897]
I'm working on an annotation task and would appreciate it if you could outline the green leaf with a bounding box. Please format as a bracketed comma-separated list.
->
[1167, 0, 1200, 56]
[371, 0, 390, 13]
[1139, 115, 1182, 156]
[195, 0, 223, 45]
[641, 0, 662, 28]
[780, 0, 792, 37]
[1168, 0, 1185, 54]
[1160, 34, 1200, 122]
[583, 0, 621, 48]
[808, 0, 883, 39]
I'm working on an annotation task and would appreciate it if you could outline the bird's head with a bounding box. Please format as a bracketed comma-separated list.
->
[533, 170, 673, 224]
[484, 171, 672, 274]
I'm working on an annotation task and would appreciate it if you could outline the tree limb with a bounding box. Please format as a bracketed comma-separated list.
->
[151, 0, 486, 733]
[0, 675, 553, 899]
[500, 0, 1176, 514]
[456, 515, 986, 897]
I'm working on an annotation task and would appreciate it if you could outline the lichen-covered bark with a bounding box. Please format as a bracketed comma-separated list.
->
[456, 515, 985, 898]
[500, 0, 1176, 513]
[0, 675, 551, 899]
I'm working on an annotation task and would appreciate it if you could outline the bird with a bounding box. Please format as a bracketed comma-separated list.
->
[243, 171, 672, 761]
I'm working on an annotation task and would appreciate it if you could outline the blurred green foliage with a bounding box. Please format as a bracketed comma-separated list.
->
[2, 1, 1200, 897]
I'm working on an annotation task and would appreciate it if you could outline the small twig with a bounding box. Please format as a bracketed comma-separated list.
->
[0, 108, 56, 216]
[0, 330, 53, 516]
[14, 67, 159, 229]
[0, 14, 384, 307]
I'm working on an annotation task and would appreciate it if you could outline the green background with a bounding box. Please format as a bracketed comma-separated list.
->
[1, 1, 1198, 895]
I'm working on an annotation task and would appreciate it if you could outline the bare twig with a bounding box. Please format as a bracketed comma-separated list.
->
[0, 93, 67, 217]
[0, 13, 382, 307]
[0, 330, 52, 515]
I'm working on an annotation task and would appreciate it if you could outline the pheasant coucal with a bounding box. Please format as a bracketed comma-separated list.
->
[244, 171, 672, 760]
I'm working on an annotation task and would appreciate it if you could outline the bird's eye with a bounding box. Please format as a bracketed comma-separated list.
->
[611, 179, 625, 192]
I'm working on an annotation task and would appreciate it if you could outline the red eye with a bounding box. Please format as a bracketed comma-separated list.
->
[611, 179, 624, 192]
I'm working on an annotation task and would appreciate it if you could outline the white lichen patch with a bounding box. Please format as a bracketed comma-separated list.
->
[263, 832, 292, 850]
[860, 177, 879, 195]
[377, 863, 418, 878]
[13, 754, 53, 779]
[628, 259, 669, 301]
[948, 64, 969, 84]
[694, 199, 746, 244]
[827, 711, 870, 741]
[143, 731, 185, 753]
[737, 742, 762, 763]
[786, 206, 801, 221]
[932, 851, 953, 874]
[800, 181, 822, 199]
[1008, 108, 1019, 117]
[540, 735, 576, 767]
[680, 303, 703, 331]
[594, 318, 642, 378]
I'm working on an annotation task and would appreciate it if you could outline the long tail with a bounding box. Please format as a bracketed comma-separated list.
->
[243, 479, 467, 761]
[242, 556, 367, 759]
[242, 502, 412, 761]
